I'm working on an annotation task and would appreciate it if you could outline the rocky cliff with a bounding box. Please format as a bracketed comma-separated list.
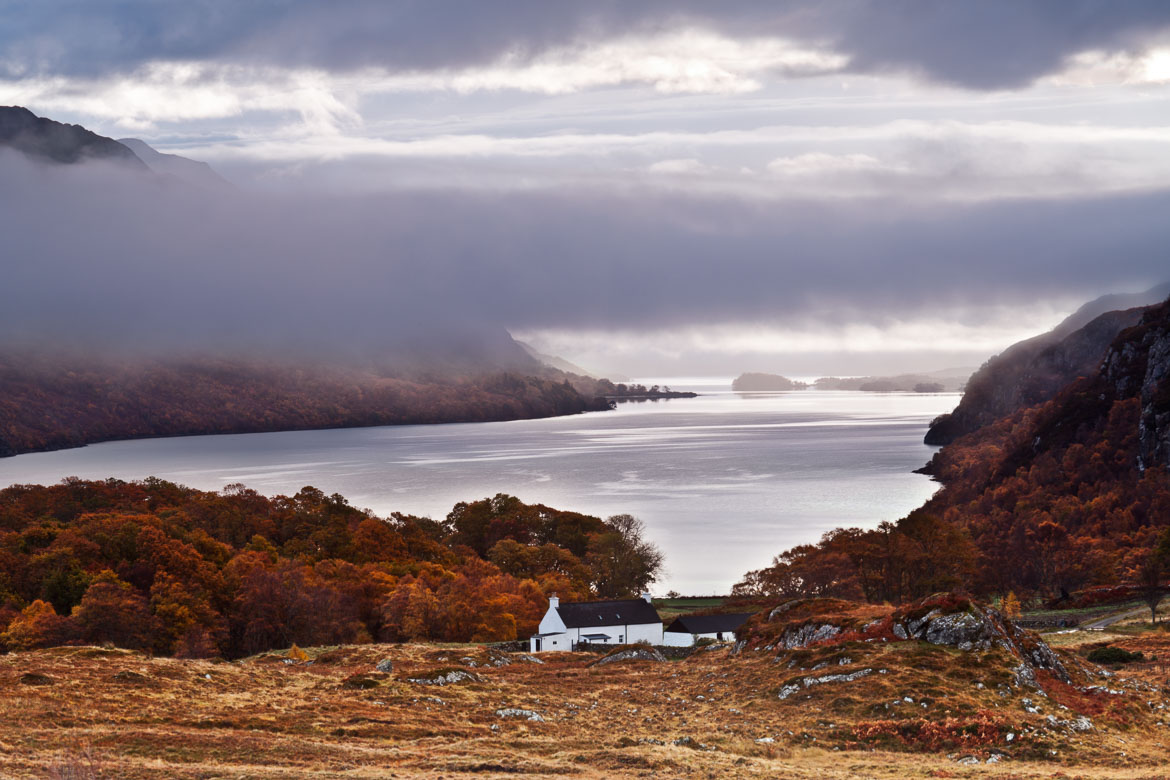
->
[1101, 299, 1170, 471]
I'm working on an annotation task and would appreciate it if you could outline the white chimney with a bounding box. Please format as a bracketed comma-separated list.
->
[641, 592, 652, 603]
[549, 594, 559, 609]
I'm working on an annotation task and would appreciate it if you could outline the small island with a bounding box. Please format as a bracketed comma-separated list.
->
[732, 369, 969, 393]
[730, 372, 809, 391]
[602, 382, 698, 402]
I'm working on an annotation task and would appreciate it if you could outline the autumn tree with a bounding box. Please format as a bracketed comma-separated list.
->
[0, 599, 75, 650]
[1137, 552, 1164, 625]
[71, 571, 159, 650]
[588, 514, 664, 598]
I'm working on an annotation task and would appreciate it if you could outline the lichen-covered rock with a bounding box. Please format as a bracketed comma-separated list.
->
[1046, 714, 1094, 732]
[777, 623, 841, 650]
[496, 708, 543, 721]
[768, 600, 802, 620]
[589, 646, 667, 667]
[406, 669, 483, 686]
[779, 668, 873, 700]
[374, 658, 394, 673]
[892, 597, 1071, 686]
[486, 649, 513, 667]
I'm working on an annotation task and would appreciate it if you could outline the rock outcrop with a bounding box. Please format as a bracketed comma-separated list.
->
[1101, 298, 1170, 471]
[406, 669, 483, 686]
[588, 646, 667, 667]
[741, 595, 1071, 689]
[888, 600, 1071, 684]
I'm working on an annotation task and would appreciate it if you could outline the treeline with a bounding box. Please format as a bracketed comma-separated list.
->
[0, 480, 662, 657]
[0, 352, 609, 457]
[737, 298, 1170, 604]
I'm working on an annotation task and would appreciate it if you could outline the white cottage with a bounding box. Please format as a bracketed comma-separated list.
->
[529, 594, 662, 652]
[661, 612, 754, 647]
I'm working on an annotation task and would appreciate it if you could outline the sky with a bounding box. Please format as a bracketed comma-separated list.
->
[2, 0, 1169, 377]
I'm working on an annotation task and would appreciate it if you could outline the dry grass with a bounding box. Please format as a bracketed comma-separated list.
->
[2, 632, 1170, 779]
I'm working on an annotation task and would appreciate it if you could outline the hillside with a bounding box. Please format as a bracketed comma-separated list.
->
[737, 296, 1170, 603]
[0, 107, 636, 455]
[916, 296, 1170, 595]
[0, 353, 610, 457]
[3, 595, 1168, 778]
[925, 285, 1170, 445]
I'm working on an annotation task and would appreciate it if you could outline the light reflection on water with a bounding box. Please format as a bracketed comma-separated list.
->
[0, 381, 958, 594]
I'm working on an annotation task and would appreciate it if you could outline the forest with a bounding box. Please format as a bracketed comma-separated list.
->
[736, 298, 1170, 605]
[0, 480, 662, 657]
[0, 353, 610, 457]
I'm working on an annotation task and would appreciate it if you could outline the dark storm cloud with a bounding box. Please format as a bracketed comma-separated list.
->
[1, 150, 1166, 359]
[3, 1, 1169, 89]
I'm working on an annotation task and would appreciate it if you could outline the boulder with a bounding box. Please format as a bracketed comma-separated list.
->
[588, 647, 667, 667]
[776, 623, 841, 650]
[495, 708, 543, 721]
[406, 669, 483, 686]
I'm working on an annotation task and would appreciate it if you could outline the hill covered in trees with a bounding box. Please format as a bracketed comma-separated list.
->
[737, 294, 1170, 604]
[0, 353, 613, 457]
[0, 480, 662, 657]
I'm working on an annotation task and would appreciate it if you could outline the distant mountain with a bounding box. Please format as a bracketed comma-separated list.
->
[924, 284, 1170, 445]
[815, 366, 971, 393]
[0, 106, 146, 168]
[1051, 282, 1170, 339]
[118, 137, 233, 189]
[515, 341, 601, 379]
[731, 373, 808, 391]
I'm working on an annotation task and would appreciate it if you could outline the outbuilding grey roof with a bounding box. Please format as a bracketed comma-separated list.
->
[555, 598, 661, 628]
[663, 612, 754, 636]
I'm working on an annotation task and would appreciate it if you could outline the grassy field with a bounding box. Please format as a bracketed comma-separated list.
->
[650, 597, 729, 621]
[4, 608, 1170, 778]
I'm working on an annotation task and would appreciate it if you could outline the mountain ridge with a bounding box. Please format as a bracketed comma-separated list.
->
[0, 106, 146, 168]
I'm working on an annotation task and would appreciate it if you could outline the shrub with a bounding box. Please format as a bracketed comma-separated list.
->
[1086, 646, 1144, 664]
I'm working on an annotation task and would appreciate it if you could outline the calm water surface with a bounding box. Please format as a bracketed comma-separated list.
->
[0, 380, 957, 593]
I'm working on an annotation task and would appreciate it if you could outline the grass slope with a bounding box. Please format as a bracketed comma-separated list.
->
[4, 610, 1170, 777]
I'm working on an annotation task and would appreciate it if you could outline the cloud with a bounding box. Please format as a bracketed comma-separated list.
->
[3, 1, 1169, 90]
[1, 149, 1166, 374]
[172, 119, 1170, 202]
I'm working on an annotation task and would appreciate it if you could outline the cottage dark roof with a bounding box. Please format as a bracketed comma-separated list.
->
[556, 598, 661, 628]
[664, 612, 754, 635]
